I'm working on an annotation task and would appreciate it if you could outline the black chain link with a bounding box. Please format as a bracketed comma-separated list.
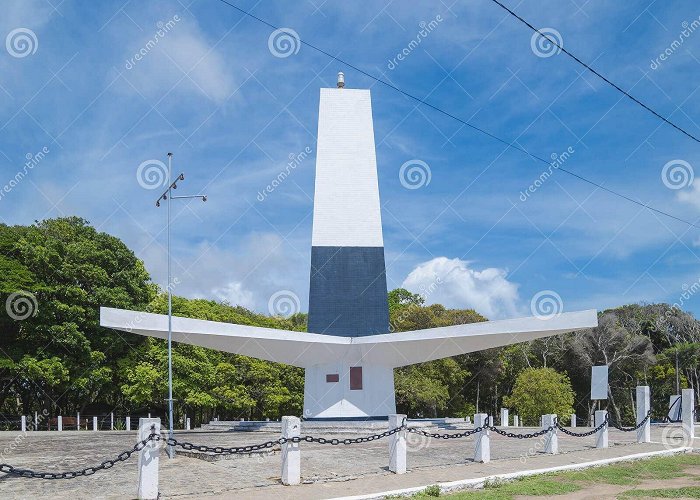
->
[609, 410, 652, 432]
[489, 424, 555, 439]
[166, 424, 408, 454]
[0, 431, 159, 480]
[557, 414, 609, 437]
[407, 426, 484, 439]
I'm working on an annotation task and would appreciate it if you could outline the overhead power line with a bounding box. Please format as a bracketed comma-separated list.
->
[211, 0, 700, 229]
[488, 0, 700, 144]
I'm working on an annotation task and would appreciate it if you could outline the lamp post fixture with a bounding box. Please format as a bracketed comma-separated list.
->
[155, 152, 207, 458]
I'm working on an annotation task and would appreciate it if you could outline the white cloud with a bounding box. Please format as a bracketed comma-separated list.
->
[401, 257, 521, 320]
[676, 182, 700, 210]
[118, 14, 235, 104]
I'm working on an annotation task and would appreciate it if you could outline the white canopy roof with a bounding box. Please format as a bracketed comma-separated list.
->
[100, 307, 597, 368]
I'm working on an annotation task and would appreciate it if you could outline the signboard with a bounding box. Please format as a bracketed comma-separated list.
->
[668, 395, 681, 421]
[590, 365, 609, 400]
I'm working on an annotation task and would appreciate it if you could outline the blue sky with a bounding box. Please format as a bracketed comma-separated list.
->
[2, 0, 700, 320]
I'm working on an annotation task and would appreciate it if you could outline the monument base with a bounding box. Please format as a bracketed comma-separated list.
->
[303, 363, 396, 419]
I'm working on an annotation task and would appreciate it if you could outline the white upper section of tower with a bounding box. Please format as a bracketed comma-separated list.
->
[311, 87, 384, 248]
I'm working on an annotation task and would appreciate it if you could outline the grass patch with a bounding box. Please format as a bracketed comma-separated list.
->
[563, 454, 700, 485]
[427, 476, 580, 499]
[435, 453, 700, 499]
[619, 486, 700, 498]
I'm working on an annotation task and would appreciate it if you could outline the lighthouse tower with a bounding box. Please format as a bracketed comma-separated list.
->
[100, 73, 598, 421]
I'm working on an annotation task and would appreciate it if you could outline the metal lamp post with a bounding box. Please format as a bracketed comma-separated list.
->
[155, 152, 207, 458]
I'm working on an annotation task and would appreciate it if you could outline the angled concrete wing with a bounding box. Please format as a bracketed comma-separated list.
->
[100, 307, 348, 368]
[101, 307, 597, 369]
[352, 309, 598, 367]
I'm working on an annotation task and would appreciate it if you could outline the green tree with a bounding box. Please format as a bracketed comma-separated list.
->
[504, 367, 575, 425]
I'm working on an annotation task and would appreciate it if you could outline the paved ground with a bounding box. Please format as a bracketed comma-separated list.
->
[0, 423, 695, 499]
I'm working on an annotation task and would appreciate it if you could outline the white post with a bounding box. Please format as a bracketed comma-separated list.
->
[186, 418, 190, 431]
[34, 411, 37, 430]
[57, 416, 63, 432]
[111, 412, 114, 430]
[474, 413, 490, 463]
[21, 416, 26, 432]
[513, 415, 519, 427]
[681, 388, 695, 441]
[500, 408, 509, 427]
[126, 416, 131, 431]
[571, 414, 577, 428]
[465, 416, 471, 425]
[281, 416, 300, 486]
[595, 410, 608, 448]
[183, 414, 187, 430]
[137, 418, 160, 500]
[76, 412, 80, 431]
[388, 414, 407, 474]
[542, 414, 558, 454]
[636, 386, 651, 443]
[93, 416, 98, 431]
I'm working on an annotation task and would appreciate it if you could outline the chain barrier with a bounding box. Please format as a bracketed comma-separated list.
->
[609, 410, 652, 432]
[489, 424, 555, 439]
[557, 414, 609, 437]
[165, 424, 408, 454]
[407, 426, 484, 439]
[0, 430, 159, 480]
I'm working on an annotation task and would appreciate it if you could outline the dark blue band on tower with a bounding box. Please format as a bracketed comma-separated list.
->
[308, 246, 389, 337]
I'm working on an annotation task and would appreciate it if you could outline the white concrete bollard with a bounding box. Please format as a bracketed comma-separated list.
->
[281, 416, 301, 485]
[21, 415, 26, 433]
[681, 388, 695, 440]
[636, 386, 651, 443]
[542, 414, 558, 454]
[388, 414, 407, 474]
[500, 408, 509, 427]
[595, 410, 608, 448]
[76, 412, 80, 431]
[513, 415, 519, 427]
[465, 416, 471, 425]
[126, 416, 131, 431]
[93, 416, 98, 431]
[571, 414, 577, 428]
[111, 412, 114, 430]
[34, 411, 37, 431]
[474, 413, 490, 463]
[186, 418, 190, 431]
[137, 418, 160, 500]
[57, 416, 63, 431]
